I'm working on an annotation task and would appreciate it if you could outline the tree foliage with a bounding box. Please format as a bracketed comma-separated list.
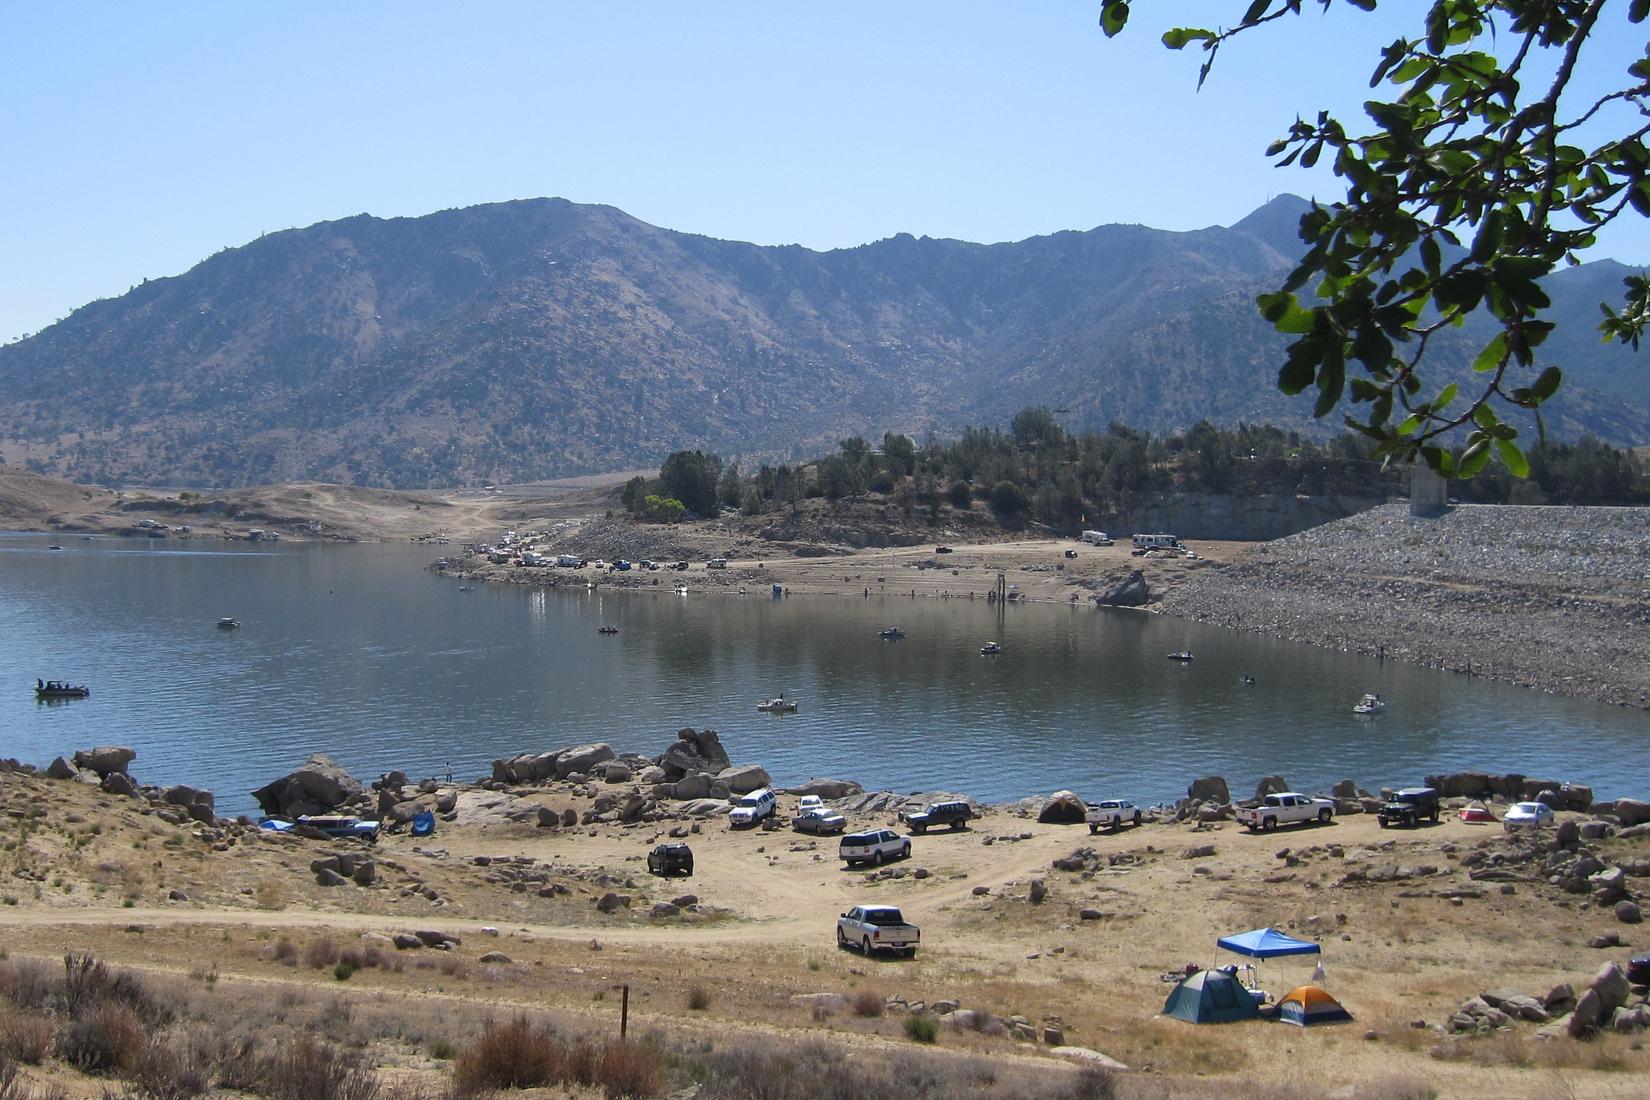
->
[658, 450, 722, 517]
[1103, 0, 1649, 478]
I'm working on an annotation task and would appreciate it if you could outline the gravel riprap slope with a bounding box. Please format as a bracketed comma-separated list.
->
[1159, 502, 1650, 709]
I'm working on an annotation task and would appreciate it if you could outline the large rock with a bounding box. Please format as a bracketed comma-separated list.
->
[672, 772, 714, 800]
[1092, 569, 1149, 607]
[252, 754, 366, 818]
[555, 743, 616, 779]
[1188, 776, 1230, 804]
[785, 778, 864, 800]
[45, 757, 79, 780]
[659, 728, 731, 777]
[1613, 799, 1650, 827]
[73, 746, 136, 778]
[162, 785, 216, 823]
[716, 764, 771, 795]
[1254, 776, 1289, 800]
[1037, 791, 1087, 825]
[101, 772, 137, 797]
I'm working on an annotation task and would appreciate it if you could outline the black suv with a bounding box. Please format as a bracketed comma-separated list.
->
[647, 843, 694, 876]
[901, 801, 973, 834]
[1377, 787, 1441, 828]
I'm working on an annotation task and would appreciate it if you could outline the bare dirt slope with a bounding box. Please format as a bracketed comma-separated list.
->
[3, 767, 1647, 1099]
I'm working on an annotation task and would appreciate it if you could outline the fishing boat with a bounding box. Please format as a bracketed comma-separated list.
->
[1352, 693, 1385, 714]
[598, 626, 619, 635]
[1241, 674, 1256, 686]
[878, 626, 906, 639]
[756, 694, 798, 713]
[1165, 650, 1194, 662]
[216, 616, 240, 630]
[34, 680, 90, 699]
[980, 641, 1002, 655]
[674, 585, 689, 595]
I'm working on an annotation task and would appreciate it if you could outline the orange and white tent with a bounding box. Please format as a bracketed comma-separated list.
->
[1276, 985, 1352, 1026]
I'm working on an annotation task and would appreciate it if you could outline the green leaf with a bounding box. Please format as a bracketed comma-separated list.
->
[1495, 439, 1529, 477]
[1458, 439, 1492, 478]
[1471, 332, 1508, 373]
[1529, 366, 1562, 401]
[1434, 383, 1458, 411]
[1100, 1, 1130, 37]
[1161, 27, 1214, 50]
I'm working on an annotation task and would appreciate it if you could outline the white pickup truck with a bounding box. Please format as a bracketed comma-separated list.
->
[836, 904, 920, 957]
[839, 829, 910, 867]
[1085, 798, 1142, 833]
[1236, 792, 1336, 832]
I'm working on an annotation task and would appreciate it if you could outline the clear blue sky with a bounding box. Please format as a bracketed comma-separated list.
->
[3, 2, 1646, 343]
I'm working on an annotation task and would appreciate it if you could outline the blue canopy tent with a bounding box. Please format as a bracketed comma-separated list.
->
[1214, 928, 1322, 1000]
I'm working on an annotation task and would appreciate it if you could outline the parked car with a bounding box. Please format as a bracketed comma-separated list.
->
[836, 905, 919, 957]
[934, 546, 954, 554]
[1085, 798, 1142, 833]
[728, 787, 777, 828]
[1377, 787, 1441, 828]
[1628, 953, 1650, 986]
[839, 829, 910, 867]
[706, 558, 729, 570]
[1235, 793, 1336, 832]
[647, 843, 694, 877]
[900, 800, 973, 834]
[794, 807, 847, 835]
[1063, 548, 1078, 559]
[1504, 801, 1555, 832]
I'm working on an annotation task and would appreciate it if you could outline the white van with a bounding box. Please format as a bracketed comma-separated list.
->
[1131, 533, 1180, 550]
[706, 558, 729, 570]
[728, 787, 776, 827]
[1080, 530, 1113, 546]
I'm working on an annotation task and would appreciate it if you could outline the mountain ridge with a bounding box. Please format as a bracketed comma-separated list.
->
[0, 195, 1641, 488]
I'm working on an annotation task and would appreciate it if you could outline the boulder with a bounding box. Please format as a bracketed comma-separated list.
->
[477, 951, 512, 964]
[659, 728, 731, 777]
[716, 764, 771, 795]
[162, 785, 215, 822]
[252, 754, 366, 818]
[1543, 983, 1576, 1013]
[673, 772, 714, 800]
[1554, 819, 1580, 850]
[649, 902, 680, 918]
[74, 746, 136, 778]
[1616, 900, 1642, 925]
[1092, 569, 1149, 607]
[1037, 790, 1087, 825]
[1254, 776, 1289, 800]
[1591, 962, 1632, 1018]
[351, 860, 377, 887]
[603, 762, 633, 784]
[594, 892, 631, 914]
[392, 933, 423, 950]
[101, 772, 137, 797]
[536, 806, 561, 829]
[1188, 776, 1230, 804]
[1028, 879, 1048, 904]
[1613, 799, 1650, 827]
[1331, 779, 1359, 800]
[45, 757, 78, 781]
[555, 744, 616, 779]
[785, 778, 864, 800]
[637, 766, 668, 785]
[315, 867, 349, 887]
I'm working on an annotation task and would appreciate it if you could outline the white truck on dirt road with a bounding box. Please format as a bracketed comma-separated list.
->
[1236, 792, 1336, 832]
[836, 904, 920, 957]
[1085, 798, 1142, 833]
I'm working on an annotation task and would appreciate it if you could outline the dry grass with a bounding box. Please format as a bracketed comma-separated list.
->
[0, 1011, 53, 1065]
[852, 988, 887, 1018]
[302, 935, 340, 969]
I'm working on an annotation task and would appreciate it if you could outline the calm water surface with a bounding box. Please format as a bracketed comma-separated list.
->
[3, 535, 1645, 815]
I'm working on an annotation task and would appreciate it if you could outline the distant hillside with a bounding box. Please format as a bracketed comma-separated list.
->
[0, 196, 1642, 488]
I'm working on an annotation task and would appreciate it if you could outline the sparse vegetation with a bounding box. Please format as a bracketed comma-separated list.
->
[903, 1015, 939, 1043]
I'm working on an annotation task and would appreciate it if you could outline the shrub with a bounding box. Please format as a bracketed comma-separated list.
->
[596, 1041, 665, 1098]
[332, 962, 355, 982]
[851, 990, 885, 1019]
[687, 986, 711, 1011]
[427, 1038, 456, 1061]
[303, 937, 340, 969]
[902, 1015, 938, 1044]
[130, 1033, 211, 1100]
[62, 955, 159, 1021]
[454, 1016, 558, 1091]
[0, 960, 56, 1012]
[255, 1037, 379, 1100]
[0, 1010, 55, 1064]
[271, 938, 298, 966]
[57, 1001, 145, 1074]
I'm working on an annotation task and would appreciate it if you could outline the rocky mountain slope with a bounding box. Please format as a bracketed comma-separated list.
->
[0, 196, 1642, 487]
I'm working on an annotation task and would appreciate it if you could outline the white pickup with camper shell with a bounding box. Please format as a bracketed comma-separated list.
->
[1235, 792, 1336, 832]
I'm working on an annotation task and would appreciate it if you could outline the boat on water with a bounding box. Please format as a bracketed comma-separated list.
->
[674, 585, 689, 595]
[1241, 674, 1256, 686]
[980, 641, 1002, 655]
[879, 626, 906, 639]
[598, 626, 620, 635]
[1352, 692, 1385, 714]
[216, 616, 240, 630]
[47, 545, 64, 551]
[1166, 651, 1194, 662]
[756, 694, 798, 713]
[34, 679, 90, 699]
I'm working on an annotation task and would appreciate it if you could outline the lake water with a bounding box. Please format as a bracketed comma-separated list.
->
[3, 534, 1646, 816]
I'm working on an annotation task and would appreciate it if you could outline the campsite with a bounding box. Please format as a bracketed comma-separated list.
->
[1163, 927, 1351, 1028]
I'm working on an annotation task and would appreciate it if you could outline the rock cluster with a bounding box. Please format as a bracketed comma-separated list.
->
[1445, 963, 1649, 1039]
[39, 746, 219, 825]
[1425, 771, 1593, 811]
[373, 771, 458, 824]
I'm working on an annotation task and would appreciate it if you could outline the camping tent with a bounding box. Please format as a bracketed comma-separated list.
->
[1216, 927, 1321, 959]
[1162, 969, 1260, 1024]
[1276, 985, 1353, 1026]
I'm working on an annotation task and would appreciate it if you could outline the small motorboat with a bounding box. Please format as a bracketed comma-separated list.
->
[1241, 674, 1256, 686]
[980, 641, 1002, 655]
[756, 694, 798, 713]
[47, 545, 64, 551]
[1166, 651, 1194, 662]
[456, 585, 474, 592]
[34, 680, 90, 699]
[216, 616, 240, 630]
[1352, 693, 1385, 714]
[598, 626, 620, 635]
[1459, 800, 1497, 824]
[674, 585, 689, 595]
[879, 626, 906, 639]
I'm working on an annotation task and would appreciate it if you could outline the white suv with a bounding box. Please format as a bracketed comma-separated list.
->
[728, 788, 777, 828]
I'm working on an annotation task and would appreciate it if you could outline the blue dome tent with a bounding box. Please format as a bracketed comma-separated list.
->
[1161, 969, 1261, 1024]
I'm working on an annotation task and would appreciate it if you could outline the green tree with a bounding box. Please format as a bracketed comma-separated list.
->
[620, 475, 649, 515]
[882, 431, 917, 476]
[643, 494, 687, 523]
[658, 450, 722, 517]
[1104, 0, 1648, 478]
